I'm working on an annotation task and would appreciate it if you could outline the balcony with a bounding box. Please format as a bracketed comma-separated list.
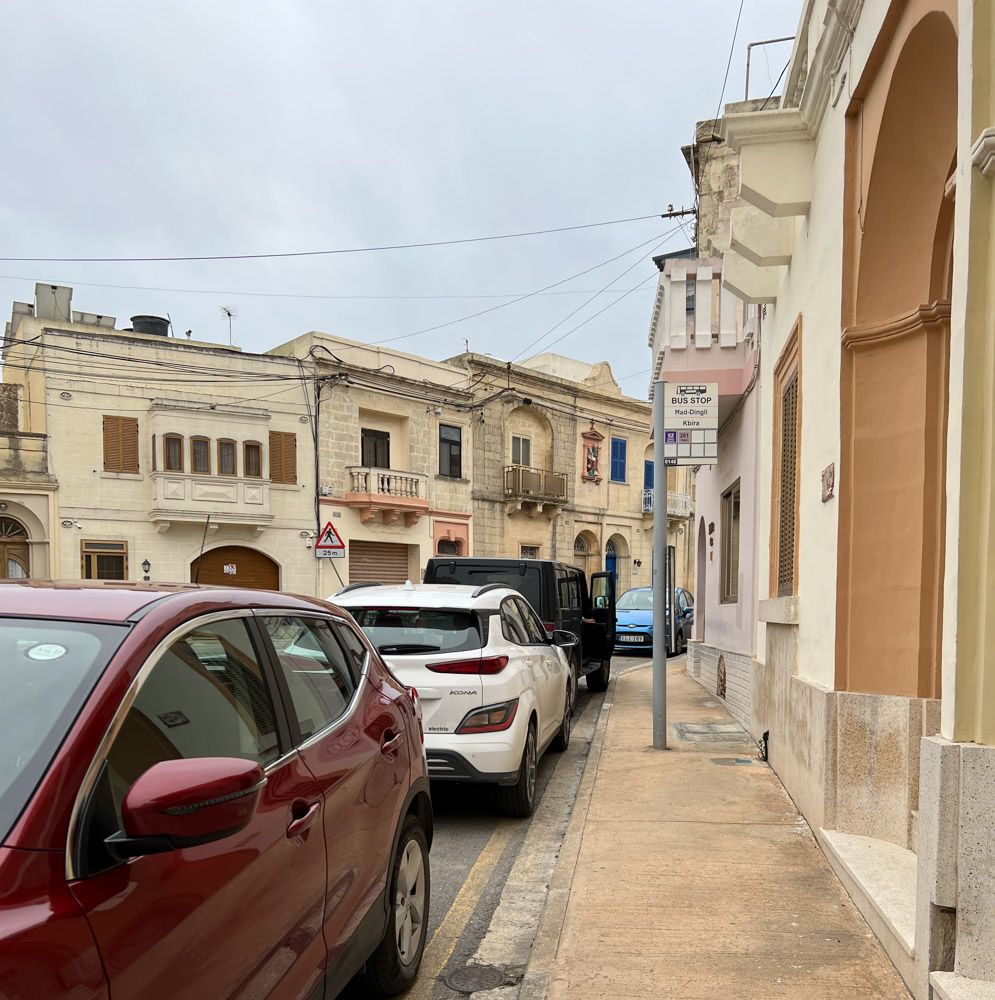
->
[642, 489, 692, 518]
[343, 466, 429, 526]
[648, 258, 760, 423]
[504, 465, 567, 519]
[149, 472, 274, 533]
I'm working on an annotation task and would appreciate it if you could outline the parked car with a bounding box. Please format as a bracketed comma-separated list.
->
[334, 582, 576, 817]
[0, 581, 432, 1000]
[614, 585, 695, 654]
[422, 557, 616, 697]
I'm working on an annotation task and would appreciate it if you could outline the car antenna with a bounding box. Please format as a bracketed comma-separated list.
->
[194, 513, 211, 583]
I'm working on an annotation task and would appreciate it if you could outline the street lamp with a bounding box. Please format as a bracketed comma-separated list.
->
[141, 559, 151, 582]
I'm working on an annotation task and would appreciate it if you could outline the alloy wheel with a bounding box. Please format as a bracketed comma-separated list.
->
[525, 729, 537, 805]
[394, 839, 426, 967]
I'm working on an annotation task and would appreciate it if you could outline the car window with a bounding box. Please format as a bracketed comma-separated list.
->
[334, 620, 369, 680]
[0, 618, 127, 845]
[683, 589, 694, 608]
[557, 573, 581, 612]
[617, 589, 653, 611]
[78, 616, 279, 876]
[261, 616, 356, 740]
[347, 606, 483, 655]
[501, 599, 530, 645]
[677, 590, 689, 613]
[432, 563, 543, 612]
[515, 598, 549, 645]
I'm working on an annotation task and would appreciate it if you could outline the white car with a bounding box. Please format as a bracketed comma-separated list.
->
[333, 582, 577, 817]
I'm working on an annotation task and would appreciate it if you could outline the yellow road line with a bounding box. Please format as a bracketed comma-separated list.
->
[410, 820, 518, 999]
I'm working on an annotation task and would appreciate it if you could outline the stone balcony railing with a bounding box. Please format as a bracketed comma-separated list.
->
[642, 489, 693, 518]
[149, 471, 274, 532]
[343, 466, 429, 526]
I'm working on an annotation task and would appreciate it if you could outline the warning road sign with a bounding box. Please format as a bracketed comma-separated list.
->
[314, 521, 346, 558]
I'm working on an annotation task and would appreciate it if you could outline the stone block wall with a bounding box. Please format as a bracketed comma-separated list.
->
[687, 641, 753, 732]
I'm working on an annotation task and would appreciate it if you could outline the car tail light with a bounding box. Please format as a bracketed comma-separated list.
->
[456, 699, 519, 734]
[407, 686, 424, 745]
[426, 655, 509, 675]
[542, 622, 555, 634]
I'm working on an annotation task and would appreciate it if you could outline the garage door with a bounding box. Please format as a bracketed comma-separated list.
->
[348, 540, 409, 585]
[191, 546, 280, 590]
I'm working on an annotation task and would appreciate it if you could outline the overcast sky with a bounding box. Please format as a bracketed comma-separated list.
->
[2, 1, 798, 397]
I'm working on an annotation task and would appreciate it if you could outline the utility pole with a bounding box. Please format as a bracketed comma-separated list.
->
[652, 379, 669, 749]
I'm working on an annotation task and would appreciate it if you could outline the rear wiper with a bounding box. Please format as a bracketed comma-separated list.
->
[377, 643, 442, 654]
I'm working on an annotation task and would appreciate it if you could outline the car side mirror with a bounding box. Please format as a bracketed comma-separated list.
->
[551, 629, 579, 649]
[106, 758, 265, 859]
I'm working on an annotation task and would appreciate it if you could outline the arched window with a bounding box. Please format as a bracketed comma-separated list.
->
[437, 538, 460, 556]
[574, 536, 588, 555]
[605, 539, 617, 556]
[0, 517, 29, 579]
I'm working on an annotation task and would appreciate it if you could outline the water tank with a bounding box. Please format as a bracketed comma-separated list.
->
[130, 315, 169, 337]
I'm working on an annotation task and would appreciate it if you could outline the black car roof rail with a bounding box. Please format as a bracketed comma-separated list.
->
[336, 582, 382, 595]
[471, 583, 508, 598]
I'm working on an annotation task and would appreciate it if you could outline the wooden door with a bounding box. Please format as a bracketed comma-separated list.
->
[191, 545, 280, 590]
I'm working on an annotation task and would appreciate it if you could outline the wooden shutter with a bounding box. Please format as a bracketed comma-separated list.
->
[103, 415, 139, 473]
[777, 374, 799, 597]
[269, 431, 297, 484]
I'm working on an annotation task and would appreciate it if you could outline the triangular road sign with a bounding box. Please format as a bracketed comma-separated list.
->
[315, 520, 346, 557]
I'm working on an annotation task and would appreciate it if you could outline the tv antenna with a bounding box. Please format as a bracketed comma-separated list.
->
[220, 305, 238, 345]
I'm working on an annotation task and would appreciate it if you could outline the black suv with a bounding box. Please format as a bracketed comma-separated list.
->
[423, 557, 616, 693]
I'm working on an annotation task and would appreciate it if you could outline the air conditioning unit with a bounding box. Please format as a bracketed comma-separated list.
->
[319, 485, 334, 496]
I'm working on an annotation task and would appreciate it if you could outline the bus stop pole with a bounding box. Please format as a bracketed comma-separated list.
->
[652, 380, 668, 750]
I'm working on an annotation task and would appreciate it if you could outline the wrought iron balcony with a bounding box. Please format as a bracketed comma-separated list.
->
[504, 465, 568, 503]
[642, 489, 692, 518]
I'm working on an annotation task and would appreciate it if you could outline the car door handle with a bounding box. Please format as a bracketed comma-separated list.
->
[286, 800, 320, 839]
[381, 731, 404, 758]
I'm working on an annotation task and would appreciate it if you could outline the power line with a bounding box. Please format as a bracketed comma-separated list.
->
[0, 211, 671, 264]
[510, 228, 682, 361]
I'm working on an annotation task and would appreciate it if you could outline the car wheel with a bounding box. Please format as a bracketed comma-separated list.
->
[363, 816, 431, 996]
[497, 720, 538, 818]
[586, 657, 610, 692]
[551, 681, 572, 753]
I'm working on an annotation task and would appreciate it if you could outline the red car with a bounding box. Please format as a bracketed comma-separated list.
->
[0, 582, 432, 1000]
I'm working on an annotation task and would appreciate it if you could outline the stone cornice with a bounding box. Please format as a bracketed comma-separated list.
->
[842, 302, 952, 350]
[971, 127, 995, 178]
[725, 108, 811, 151]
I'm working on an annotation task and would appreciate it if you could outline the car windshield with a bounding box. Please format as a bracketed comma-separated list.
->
[0, 618, 128, 842]
[347, 607, 482, 654]
[617, 589, 653, 611]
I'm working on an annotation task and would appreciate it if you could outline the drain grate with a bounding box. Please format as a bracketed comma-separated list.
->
[443, 964, 508, 994]
[673, 721, 749, 743]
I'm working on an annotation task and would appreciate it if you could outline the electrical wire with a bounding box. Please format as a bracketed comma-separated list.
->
[0, 212, 670, 264]
[509, 227, 682, 362]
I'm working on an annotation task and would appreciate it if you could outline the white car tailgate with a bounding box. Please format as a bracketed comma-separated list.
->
[379, 650, 484, 735]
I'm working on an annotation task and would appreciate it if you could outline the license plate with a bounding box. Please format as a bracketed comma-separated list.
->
[620, 635, 646, 643]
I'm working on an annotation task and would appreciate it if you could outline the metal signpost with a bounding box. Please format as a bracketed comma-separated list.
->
[652, 381, 718, 750]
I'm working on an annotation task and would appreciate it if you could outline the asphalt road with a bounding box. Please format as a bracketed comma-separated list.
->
[344, 653, 647, 1000]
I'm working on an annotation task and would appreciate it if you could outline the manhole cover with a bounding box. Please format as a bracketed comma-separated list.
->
[444, 964, 508, 993]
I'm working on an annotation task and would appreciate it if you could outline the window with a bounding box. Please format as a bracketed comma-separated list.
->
[163, 434, 183, 472]
[244, 441, 262, 479]
[360, 428, 390, 469]
[610, 437, 627, 482]
[269, 431, 297, 484]
[520, 544, 540, 559]
[721, 479, 741, 604]
[1, 516, 29, 580]
[218, 439, 237, 477]
[191, 436, 210, 475]
[437, 538, 460, 556]
[772, 321, 801, 597]
[151, 434, 156, 472]
[102, 415, 139, 474]
[439, 424, 462, 478]
[501, 599, 530, 645]
[557, 573, 582, 612]
[261, 616, 356, 738]
[348, 607, 483, 655]
[77, 617, 279, 876]
[81, 540, 128, 580]
[514, 597, 548, 644]
[334, 621, 369, 681]
[511, 435, 531, 467]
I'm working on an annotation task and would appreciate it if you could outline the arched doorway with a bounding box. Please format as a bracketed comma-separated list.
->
[837, 6, 957, 698]
[0, 517, 29, 579]
[573, 530, 598, 578]
[695, 516, 707, 641]
[191, 546, 280, 590]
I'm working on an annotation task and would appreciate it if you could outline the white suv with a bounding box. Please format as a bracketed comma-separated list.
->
[333, 582, 577, 817]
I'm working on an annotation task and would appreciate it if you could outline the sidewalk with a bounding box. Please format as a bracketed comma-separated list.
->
[525, 660, 911, 999]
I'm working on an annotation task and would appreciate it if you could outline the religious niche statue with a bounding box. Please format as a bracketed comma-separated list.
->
[581, 420, 605, 483]
[586, 444, 599, 478]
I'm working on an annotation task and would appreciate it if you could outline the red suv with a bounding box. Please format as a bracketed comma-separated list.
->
[0, 582, 432, 1000]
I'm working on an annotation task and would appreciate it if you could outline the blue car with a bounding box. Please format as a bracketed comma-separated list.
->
[613, 586, 694, 655]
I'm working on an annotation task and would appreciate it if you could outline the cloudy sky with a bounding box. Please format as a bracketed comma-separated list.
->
[2, 1, 798, 397]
